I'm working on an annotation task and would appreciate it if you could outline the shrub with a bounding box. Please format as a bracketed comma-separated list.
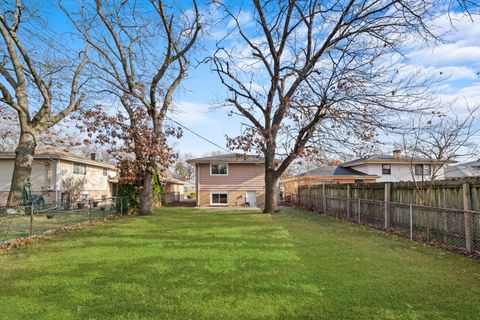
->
[117, 184, 138, 212]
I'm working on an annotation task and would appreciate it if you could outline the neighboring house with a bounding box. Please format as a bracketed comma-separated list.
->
[340, 150, 452, 182]
[280, 166, 379, 200]
[159, 177, 185, 202]
[159, 177, 185, 196]
[186, 154, 279, 208]
[0, 149, 117, 206]
[444, 160, 480, 178]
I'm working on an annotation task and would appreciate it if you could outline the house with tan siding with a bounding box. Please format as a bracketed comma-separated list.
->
[187, 154, 278, 208]
[0, 149, 117, 206]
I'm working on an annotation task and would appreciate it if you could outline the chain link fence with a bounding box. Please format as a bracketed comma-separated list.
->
[297, 193, 480, 255]
[0, 197, 126, 244]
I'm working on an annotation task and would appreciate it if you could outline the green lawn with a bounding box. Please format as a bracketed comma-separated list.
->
[1, 207, 479, 319]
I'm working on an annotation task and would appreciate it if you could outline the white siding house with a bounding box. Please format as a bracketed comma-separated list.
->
[341, 150, 451, 182]
[0, 149, 117, 206]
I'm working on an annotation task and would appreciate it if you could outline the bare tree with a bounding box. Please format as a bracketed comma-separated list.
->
[61, 176, 86, 209]
[169, 153, 195, 182]
[61, 0, 201, 214]
[0, 1, 89, 206]
[212, 0, 451, 213]
[402, 106, 480, 204]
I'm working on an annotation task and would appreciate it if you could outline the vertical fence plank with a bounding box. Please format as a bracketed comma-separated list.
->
[409, 204, 413, 240]
[322, 183, 326, 212]
[346, 185, 351, 218]
[357, 198, 361, 223]
[384, 183, 391, 229]
[88, 201, 92, 224]
[463, 183, 475, 254]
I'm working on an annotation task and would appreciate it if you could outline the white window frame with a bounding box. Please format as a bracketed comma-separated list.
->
[415, 164, 431, 176]
[73, 162, 87, 175]
[210, 163, 229, 176]
[382, 164, 391, 175]
[81, 192, 89, 203]
[414, 164, 424, 175]
[423, 164, 432, 176]
[210, 192, 228, 205]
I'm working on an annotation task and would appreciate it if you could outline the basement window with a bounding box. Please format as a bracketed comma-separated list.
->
[211, 192, 228, 205]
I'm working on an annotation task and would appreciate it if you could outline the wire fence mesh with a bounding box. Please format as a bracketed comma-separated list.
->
[297, 193, 480, 255]
[0, 197, 126, 244]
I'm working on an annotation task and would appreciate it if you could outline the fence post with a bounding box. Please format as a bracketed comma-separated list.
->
[88, 200, 92, 224]
[384, 183, 391, 229]
[346, 185, 351, 218]
[409, 204, 413, 240]
[357, 198, 361, 223]
[322, 182, 326, 213]
[29, 204, 34, 237]
[307, 186, 311, 210]
[463, 183, 475, 254]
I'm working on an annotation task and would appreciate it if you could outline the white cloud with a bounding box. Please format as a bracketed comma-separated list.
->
[227, 10, 253, 29]
[407, 14, 480, 69]
[402, 12, 480, 118]
[411, 42, 480, 67]
[430, 13, 480, 45]
[437, 84, 480, 116]
[169, 100, 213, 126]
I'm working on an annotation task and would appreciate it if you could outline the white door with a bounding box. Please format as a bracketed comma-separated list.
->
[246, 191, 256, 207]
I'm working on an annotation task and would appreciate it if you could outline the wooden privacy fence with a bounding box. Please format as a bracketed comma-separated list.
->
[308, 178, 480, 210]
[298, 178, 480, 255]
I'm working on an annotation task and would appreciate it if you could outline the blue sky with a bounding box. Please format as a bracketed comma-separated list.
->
[5, 2, 480, 160]
[166, 9, 480, 158]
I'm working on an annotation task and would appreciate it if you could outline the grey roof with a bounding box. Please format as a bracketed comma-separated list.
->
[159, 177, 185, 185]
[341, 153, 448, 167]
[297, 166, 376, 177]
[0, 149, 116, 169]
[444, 161, 480, 178]
[186, 153, 281, 164]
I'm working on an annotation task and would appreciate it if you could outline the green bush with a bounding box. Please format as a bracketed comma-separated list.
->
[187, 192, 196, 200]
[117, 184, 139, 212]
[152, 169, 165, 204]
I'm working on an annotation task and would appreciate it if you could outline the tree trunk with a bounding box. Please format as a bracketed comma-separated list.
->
[138, 168, 153, 215]
[7, 130, 37, 206]
[264, 167, 278, 214]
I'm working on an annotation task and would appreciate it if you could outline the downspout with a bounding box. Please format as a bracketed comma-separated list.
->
[197, 162, 200, 206]
[55, 159, 61, 205]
